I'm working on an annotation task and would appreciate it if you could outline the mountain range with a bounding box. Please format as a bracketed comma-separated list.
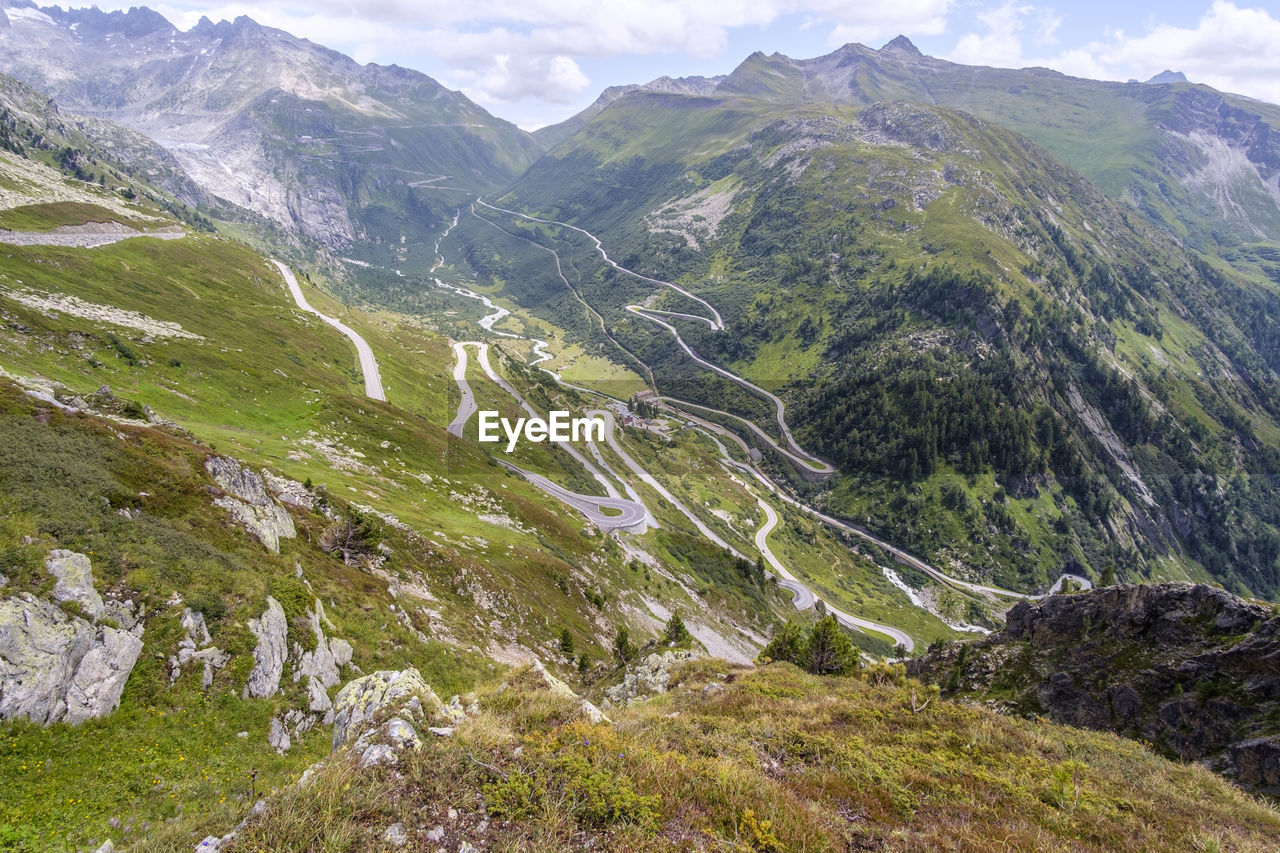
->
[1, 2, 1280, 849]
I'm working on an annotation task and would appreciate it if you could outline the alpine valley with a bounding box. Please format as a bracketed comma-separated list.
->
[0, 2, 1278, 851]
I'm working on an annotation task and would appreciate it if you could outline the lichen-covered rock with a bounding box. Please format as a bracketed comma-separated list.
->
[604, 650, 700, 708]
[45, 549, 103, 619]
[330, 668, 444, 751]
[243, 597, 287, 699]
[206, 456, 296, 553]
[0, 594, 142, 724]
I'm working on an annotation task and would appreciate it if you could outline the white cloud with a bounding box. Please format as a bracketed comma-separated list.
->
[1096, 1, 1280, 103]
[950, 1, 1032, 67]
[455, 53, 591, 104]
[947, 1, 1280, 105]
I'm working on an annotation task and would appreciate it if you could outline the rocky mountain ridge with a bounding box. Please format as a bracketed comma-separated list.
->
[908, 583, 1280, 791]
[0, 1, 542, 254]
[540, 35, 1280, 259]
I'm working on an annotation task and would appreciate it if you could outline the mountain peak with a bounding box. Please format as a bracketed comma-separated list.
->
[881, 35, 922, 56]
[1145, 70, 1188, 85]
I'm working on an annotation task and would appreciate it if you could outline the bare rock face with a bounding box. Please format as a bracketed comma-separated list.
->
[45, 549, 104, 619]
[908, 583, 1280, 793]
[243, 597, 288, 699]
[205, 457, 295, 553]
[0, 594, 143, 724]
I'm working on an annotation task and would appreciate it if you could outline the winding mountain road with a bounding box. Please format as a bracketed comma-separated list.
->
[272, 259, 385, 401]
[449, 341, 648, 532]
[754, 498, 915, 651]
[477, 199, 724, 330]
[587, 409, 741, 556]
[436, 201, 1090, 654]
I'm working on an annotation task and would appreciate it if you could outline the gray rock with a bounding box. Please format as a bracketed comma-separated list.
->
[330, 668, 444, 751]
[384, 717, 420, 750]
[95, 841, 115, 853]
[45, 550, 103, 619]
[425, 826, 445, 842]
[206, 457, 296, 553]
[1232, 736, 1280, 788]
[194, 836, 222, 852]
[243, 597, 288, 699]
[268, 715, 290, 753]
[171, 608, 229, 688]
[100, 598, 139, 631]
[293, 600, 354, 711]
[65, 625, 144, 725]
[382, 823, 408, 846]
[358, 743, 397, 768]
[0, 594, 142, 724]
[604, 650, 699, 708]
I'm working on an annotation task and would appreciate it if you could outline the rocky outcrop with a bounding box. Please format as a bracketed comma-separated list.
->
[604, 649, 700, 708]
[290, 599, 353, 713]
[243, 597, 287, 699]
[206, 457, 296, 553]
[0, 593, 143, 724]
[325, 668, 455, 769]
[45, 549, 104, 619]
[509, 660, 609, 722]
[330, 668, 444, 752]
[169, 608, 229, 688]
[908, 583, 1280, 792]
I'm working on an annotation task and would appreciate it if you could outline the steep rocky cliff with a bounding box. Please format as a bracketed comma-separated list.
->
[908, 584, 1280, 791]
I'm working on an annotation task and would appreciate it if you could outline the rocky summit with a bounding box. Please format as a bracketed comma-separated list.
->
[909, 584, 1280, 791]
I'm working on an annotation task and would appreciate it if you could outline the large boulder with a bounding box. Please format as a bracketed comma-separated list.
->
[330, 668, 444, 751]
[0, 594, 143, 724]
[243, 597, 288, 699]
[45, 550, 104, 620]
[206, 457, 296, 553]
[604, 650, 700, 708]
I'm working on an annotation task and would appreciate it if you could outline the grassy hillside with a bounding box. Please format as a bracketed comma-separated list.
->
[194, 659, 1280, 852]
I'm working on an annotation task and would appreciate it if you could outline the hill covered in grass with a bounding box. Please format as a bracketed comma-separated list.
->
[176, 657, 1280, 852]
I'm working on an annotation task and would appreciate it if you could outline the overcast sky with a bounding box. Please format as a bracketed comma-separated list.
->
[88, 1, 1280, 129]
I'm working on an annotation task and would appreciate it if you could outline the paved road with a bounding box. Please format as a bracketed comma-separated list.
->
[588, 409, 740, 555]
[626, 306, 835, 475]
[449, 341, 648, 532]
[272, 260, 385, 401]
[754, 498, 916, 651]
[448, 341, 479, 438]
[476, 199, 725, 330]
